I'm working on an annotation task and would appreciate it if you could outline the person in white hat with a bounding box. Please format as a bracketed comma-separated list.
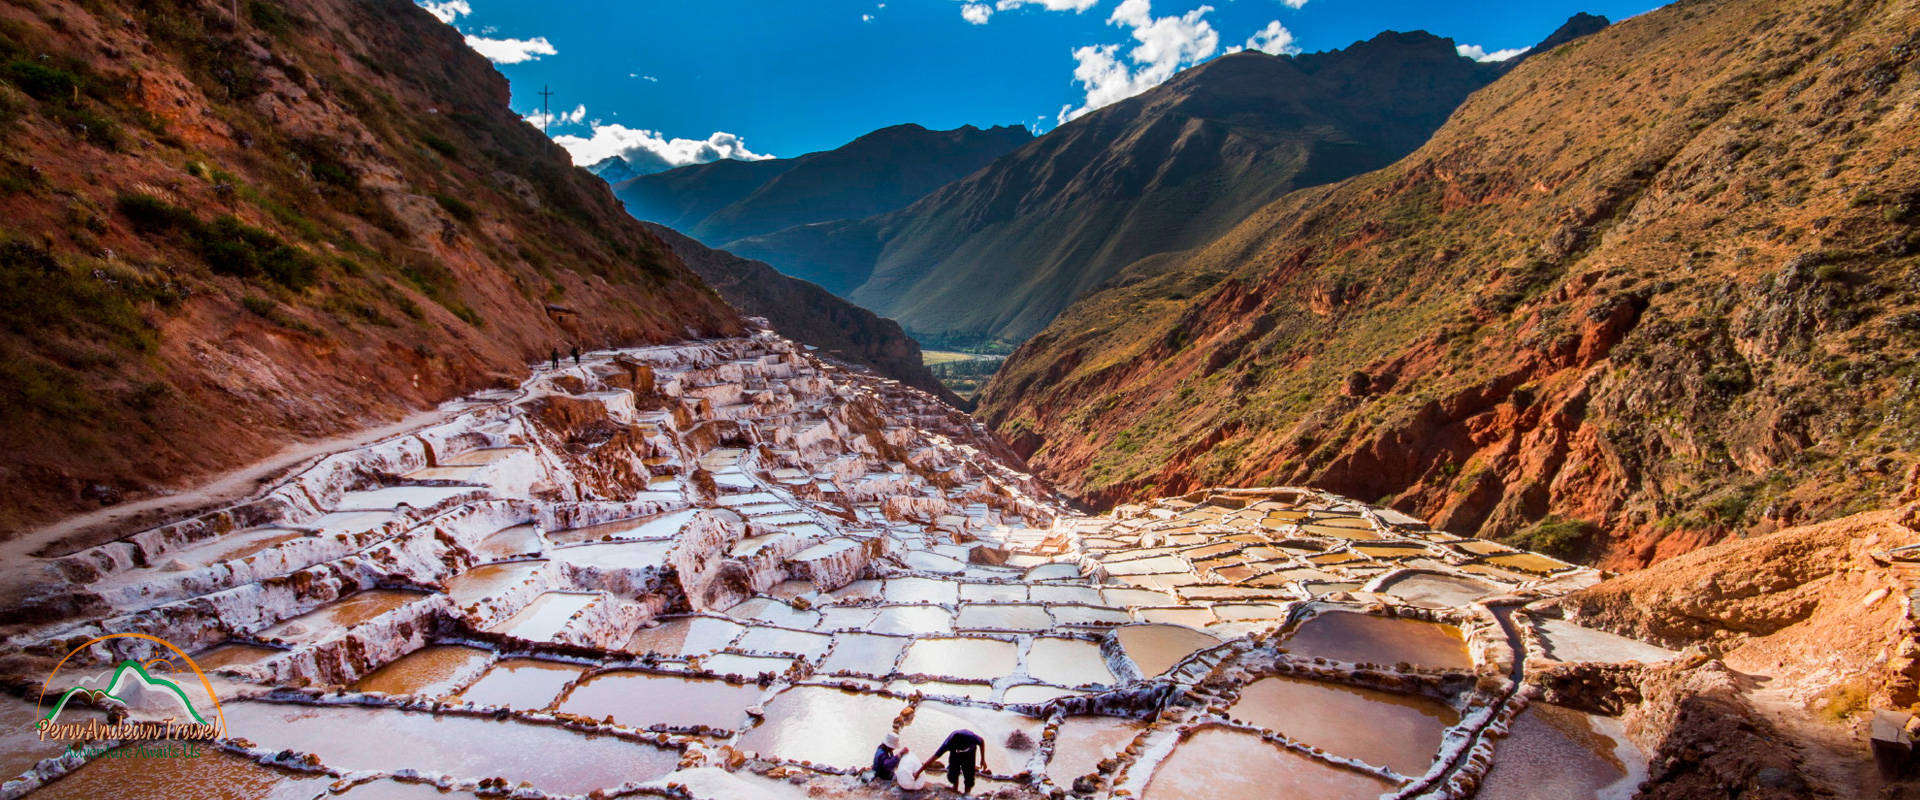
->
[872, 732, 909, 783]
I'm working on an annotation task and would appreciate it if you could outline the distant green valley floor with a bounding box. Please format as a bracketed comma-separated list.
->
[922, 350, 1005, 401]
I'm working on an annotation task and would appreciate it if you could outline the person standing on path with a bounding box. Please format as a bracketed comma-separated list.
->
[571, 345, 580, 366]
[548, 348, 559, 370]
[915, 728, 987, 795]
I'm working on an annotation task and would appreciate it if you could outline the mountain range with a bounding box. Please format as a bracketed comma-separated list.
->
[612, 123, 1033, 254]
[627, 22, 1604, 348]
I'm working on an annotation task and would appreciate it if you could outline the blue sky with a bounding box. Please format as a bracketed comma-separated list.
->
[419, 0, 1665, 170]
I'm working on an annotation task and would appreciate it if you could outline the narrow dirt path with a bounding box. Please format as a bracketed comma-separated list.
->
[1746, 682, 1881, 796]
[0, 358, 618, 600]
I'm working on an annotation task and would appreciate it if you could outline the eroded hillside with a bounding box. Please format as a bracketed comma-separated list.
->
[0, 0, 739, 534]
[640, 221, 962, 404]
[979, 0, 1920, 569]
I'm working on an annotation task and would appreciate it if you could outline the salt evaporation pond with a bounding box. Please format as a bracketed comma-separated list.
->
[625, 616, 744, 656]
[1229, 675, 1459, 776]
[30, 744, 324, 800]
[703, 653, 796, 675]
[1134, 607, 1217, 628]
[1025, 637, 1115, 686]
[487, 591, 597, 641]
[546, 508, 698, 544]
[191, 643, 285, 671]
[1281, 611, 1473, 670]
[445, 560, 544, 606]
[882, 576, 961, 605]
[961, 583, 1029, 603]
[472, 523, 542, 560]
[0, 697, 100, 781]
[956, 602, 1054, 631]
[352, 645, 492, 697]
[331, 779, 486, 799]
[735, 626, 832, 658]
[1477, 703, 1646, 799]
[1049, 604, 1131, 626]
[557, 671, 762, 730]
[815, 605, 881, 630]
[141, 527, 304, 568]
[260, 589, 427, 642]
[453, 658, 585, 709]
[819, 632, 908, 675]
[664, 767, 818, 800]
[334, 485, 478, 511]
[304, 510, 393, 536]
[725, 598, 821, 628]
[222, 702, 677, 794]
[440, 446, 522, 466]
[1003, 684, 1086, 703]
[870, 604, 953, 635]
[900, 637, 1017, 680]
[1144, 726, 1397, 800]
[1047, 715, 1143, 785]
[736, 687, 906, 770]
[1116, 624, 1221, 675]
[1486, 552, 1573, 574]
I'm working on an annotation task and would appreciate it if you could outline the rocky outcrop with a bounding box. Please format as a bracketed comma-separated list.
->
[1627, 660, 1817, 800]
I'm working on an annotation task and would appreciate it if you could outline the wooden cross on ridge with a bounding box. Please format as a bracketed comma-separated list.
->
[538, 85, 555, 135]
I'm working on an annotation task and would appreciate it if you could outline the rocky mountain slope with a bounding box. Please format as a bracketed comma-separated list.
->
[639, 221, 961, 403]
[978, 0, 1920, 569]
[611, 123, 1033, 252]
[0, 0, 742, 535]
[1537, 467, 1920, 797]
[729, 29, 1573, 347]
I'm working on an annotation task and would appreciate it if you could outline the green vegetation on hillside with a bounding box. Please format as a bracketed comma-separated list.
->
[922, 350, 1005, 400]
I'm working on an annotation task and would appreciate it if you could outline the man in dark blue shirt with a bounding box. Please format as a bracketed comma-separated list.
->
[915, 728, 988, 794]
[872, 733, 906, 782]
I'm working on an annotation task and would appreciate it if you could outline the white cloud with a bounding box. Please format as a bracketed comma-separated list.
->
[413, 1, 557, 65]
[550, 125, 774, 174]
[1456, 43, 1529, 62]
[465, 34, 557, 64]
[632, 74, 659, 82]
[999, 0, 1100, 9]
[524, 103, 587, 130]
[1279, 0, 1307, 8]
[417, 0, 470, 23]
[862, 13, 875, 22]
[1244, 20, 1299, 55]
[958, 0, 1097, 24]
[1058, 0, 1219, 123]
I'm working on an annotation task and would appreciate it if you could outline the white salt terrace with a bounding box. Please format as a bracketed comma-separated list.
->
[3, 330, 1664, 800]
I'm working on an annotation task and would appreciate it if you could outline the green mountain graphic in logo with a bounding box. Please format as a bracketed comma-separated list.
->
[43, 659, 210, 725]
